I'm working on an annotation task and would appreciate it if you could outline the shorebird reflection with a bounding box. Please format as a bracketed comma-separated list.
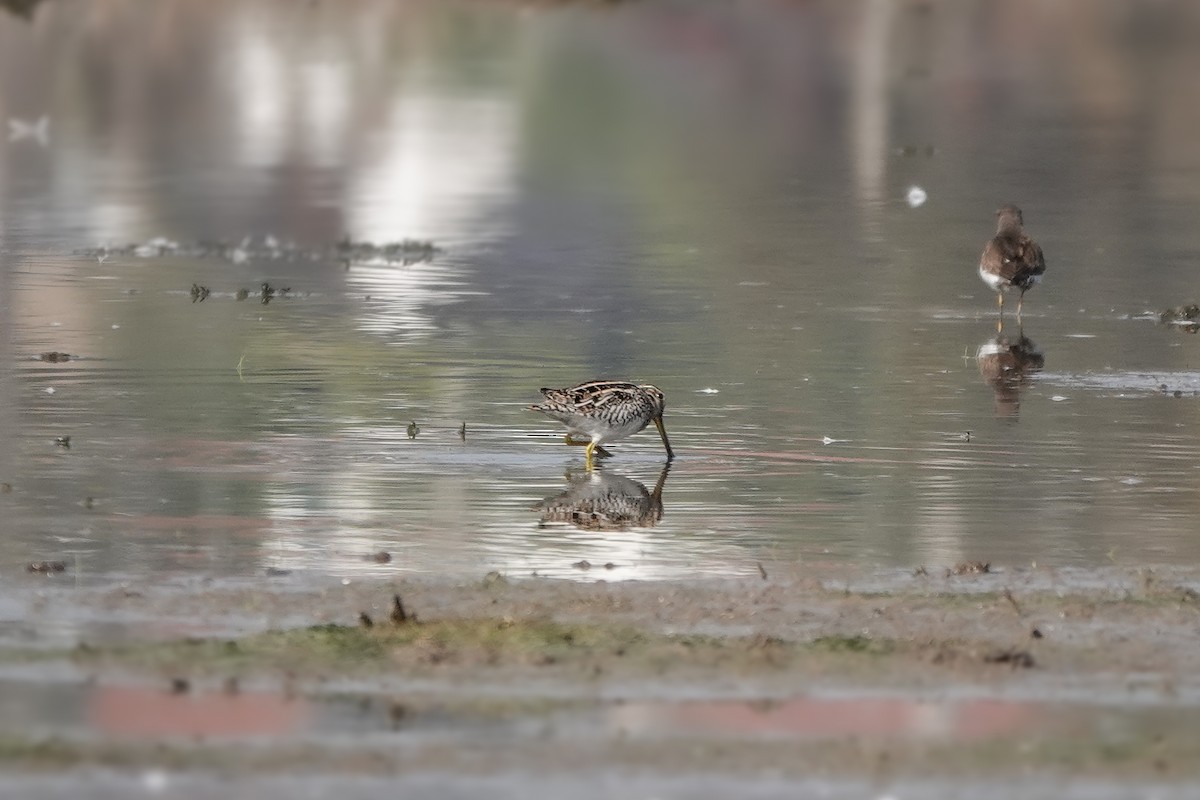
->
[534, 464, 670, 531]
[977, 330, 1044, 418]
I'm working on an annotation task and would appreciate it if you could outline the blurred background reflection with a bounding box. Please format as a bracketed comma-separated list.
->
[3, 0, 1200, 587]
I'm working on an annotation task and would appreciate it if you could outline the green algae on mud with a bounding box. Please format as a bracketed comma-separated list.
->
[61, 614, 911, 681]
[68, 617, 728, 677]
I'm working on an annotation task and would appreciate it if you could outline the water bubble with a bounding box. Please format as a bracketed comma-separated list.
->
[905, 185, 928, 208]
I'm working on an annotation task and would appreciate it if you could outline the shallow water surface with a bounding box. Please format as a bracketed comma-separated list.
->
[3, 0, 1200, 590]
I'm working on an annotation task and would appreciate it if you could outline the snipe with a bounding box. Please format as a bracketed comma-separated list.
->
[530, 380, 674, 469]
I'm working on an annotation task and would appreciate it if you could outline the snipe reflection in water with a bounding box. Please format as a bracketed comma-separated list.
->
[534, 465, 670, 532]
[977, 328, 1045, 418]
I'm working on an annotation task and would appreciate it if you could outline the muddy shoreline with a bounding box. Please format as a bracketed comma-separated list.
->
[4, 563, 1199, 795]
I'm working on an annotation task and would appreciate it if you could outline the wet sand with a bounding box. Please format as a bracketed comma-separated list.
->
[5, 563, 1200, 797]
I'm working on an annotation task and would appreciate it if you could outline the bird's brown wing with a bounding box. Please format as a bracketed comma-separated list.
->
[982, 233, 1045, 284]
[1021, 237, 1046, 277]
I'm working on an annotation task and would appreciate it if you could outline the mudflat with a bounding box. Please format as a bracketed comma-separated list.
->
[4, 563, 1198, 797]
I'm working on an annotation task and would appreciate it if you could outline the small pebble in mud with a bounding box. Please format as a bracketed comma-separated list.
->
[54, 436, 70, 448]
[27, 561, 67, 574]
[369, 551, 392, 563]
[1031, 627, 1044, 639]
[984, 648, 1036, 669]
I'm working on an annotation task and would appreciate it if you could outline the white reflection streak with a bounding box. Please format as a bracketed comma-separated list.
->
[231, 24, 287, 167]
[302, 61, 349, 168]
[347, 261, 477, 338]
[851, 0, 895, 208]
[914, 471, 968, 566]
[349, 93, 518, 242]
[480, 525, 746, 583]
[260, 474, 384, 573]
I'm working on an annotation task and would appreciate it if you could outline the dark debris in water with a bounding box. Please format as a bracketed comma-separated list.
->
[26, 560, 66, 574]
[258, 282, 289, 305]
[390, 593, 414, 625]
[191, 282, 291, 304]
[0, 0, 45, 21]
[894, 144, 937, 157]
[334, 235, 441, 265]
[948, 560, 991, 577]
[984, 648, 1036, 669]
[78, 235, 442, 267]
[1159, 304, 1200, 333]
[38, 351, 71, 363]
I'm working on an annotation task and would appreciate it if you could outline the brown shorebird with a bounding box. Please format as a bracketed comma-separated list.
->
[530, 380, 673, 470]
[978, 204, 1046, 326]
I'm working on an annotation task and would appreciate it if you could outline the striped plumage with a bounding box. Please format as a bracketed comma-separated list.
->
[535, 466, 668, 531]
[530, 380, 674, 468]
[978, 204, 1046, 322]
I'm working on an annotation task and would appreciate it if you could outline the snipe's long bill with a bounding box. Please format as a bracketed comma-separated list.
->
[529, 380, 674, 469]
